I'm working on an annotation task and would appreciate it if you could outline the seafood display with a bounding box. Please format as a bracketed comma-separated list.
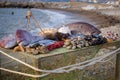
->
[0, 22, 119, 54]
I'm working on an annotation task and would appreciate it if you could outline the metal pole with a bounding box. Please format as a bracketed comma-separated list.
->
[115, 52, 120, 80]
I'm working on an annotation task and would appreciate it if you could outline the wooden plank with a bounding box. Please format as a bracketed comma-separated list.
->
[115, 52, 120, 80]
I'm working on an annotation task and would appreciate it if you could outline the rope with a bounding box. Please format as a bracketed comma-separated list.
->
[26, 9, 44, 33]
[0, 68, 49, 78]
[32, 15, 44, 34]
[0, 48, 120, 73]
[0, 48, 120, 78]
[0, 49, 105, 73]
[0, 50, 117, 78]
[26, 9, 32, 31]
[27, 17, 30, 31]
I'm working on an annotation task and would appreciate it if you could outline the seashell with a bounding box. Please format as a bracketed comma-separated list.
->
[73, 38, 78, 42]
[71, 40, 76, 45]
[39, 46, 49, 54]
[77, 44, 82, 48]
[33, 50, 39, 55]
[79, 41, 85, 47]
[65, 41, 71, 45]
[35, 46, 41, 52]
[92, 38, 96, 41]
[106, 38, 113, 43]
[76, 40, 80, 45]
[38, 46, 49, 54]
[77, 36, 83, 41]
[26, 47, 35, 53]
[72, 43, 76, 46]
[85, 41, 89, 47]
[39, 28, 57, 40]
[13, 45, 25, 52]
[64, 40, 71, 46]
[66, 45, 72, 49]
[63, 45, 67, 48]
[72, 46, 77, 49]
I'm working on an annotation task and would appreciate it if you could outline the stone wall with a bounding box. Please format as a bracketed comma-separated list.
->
[0, 1, 70, 8]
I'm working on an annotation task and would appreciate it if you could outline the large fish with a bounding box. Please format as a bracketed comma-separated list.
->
[0, 35, 17, 48]
[16, 29, 44, 46]
[64, 22, 101, 35]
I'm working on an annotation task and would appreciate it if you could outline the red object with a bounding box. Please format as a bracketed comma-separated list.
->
[47, 41, 64, 51]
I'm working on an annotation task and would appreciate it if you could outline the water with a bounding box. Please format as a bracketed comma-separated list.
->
[0, 8, 89, 38]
